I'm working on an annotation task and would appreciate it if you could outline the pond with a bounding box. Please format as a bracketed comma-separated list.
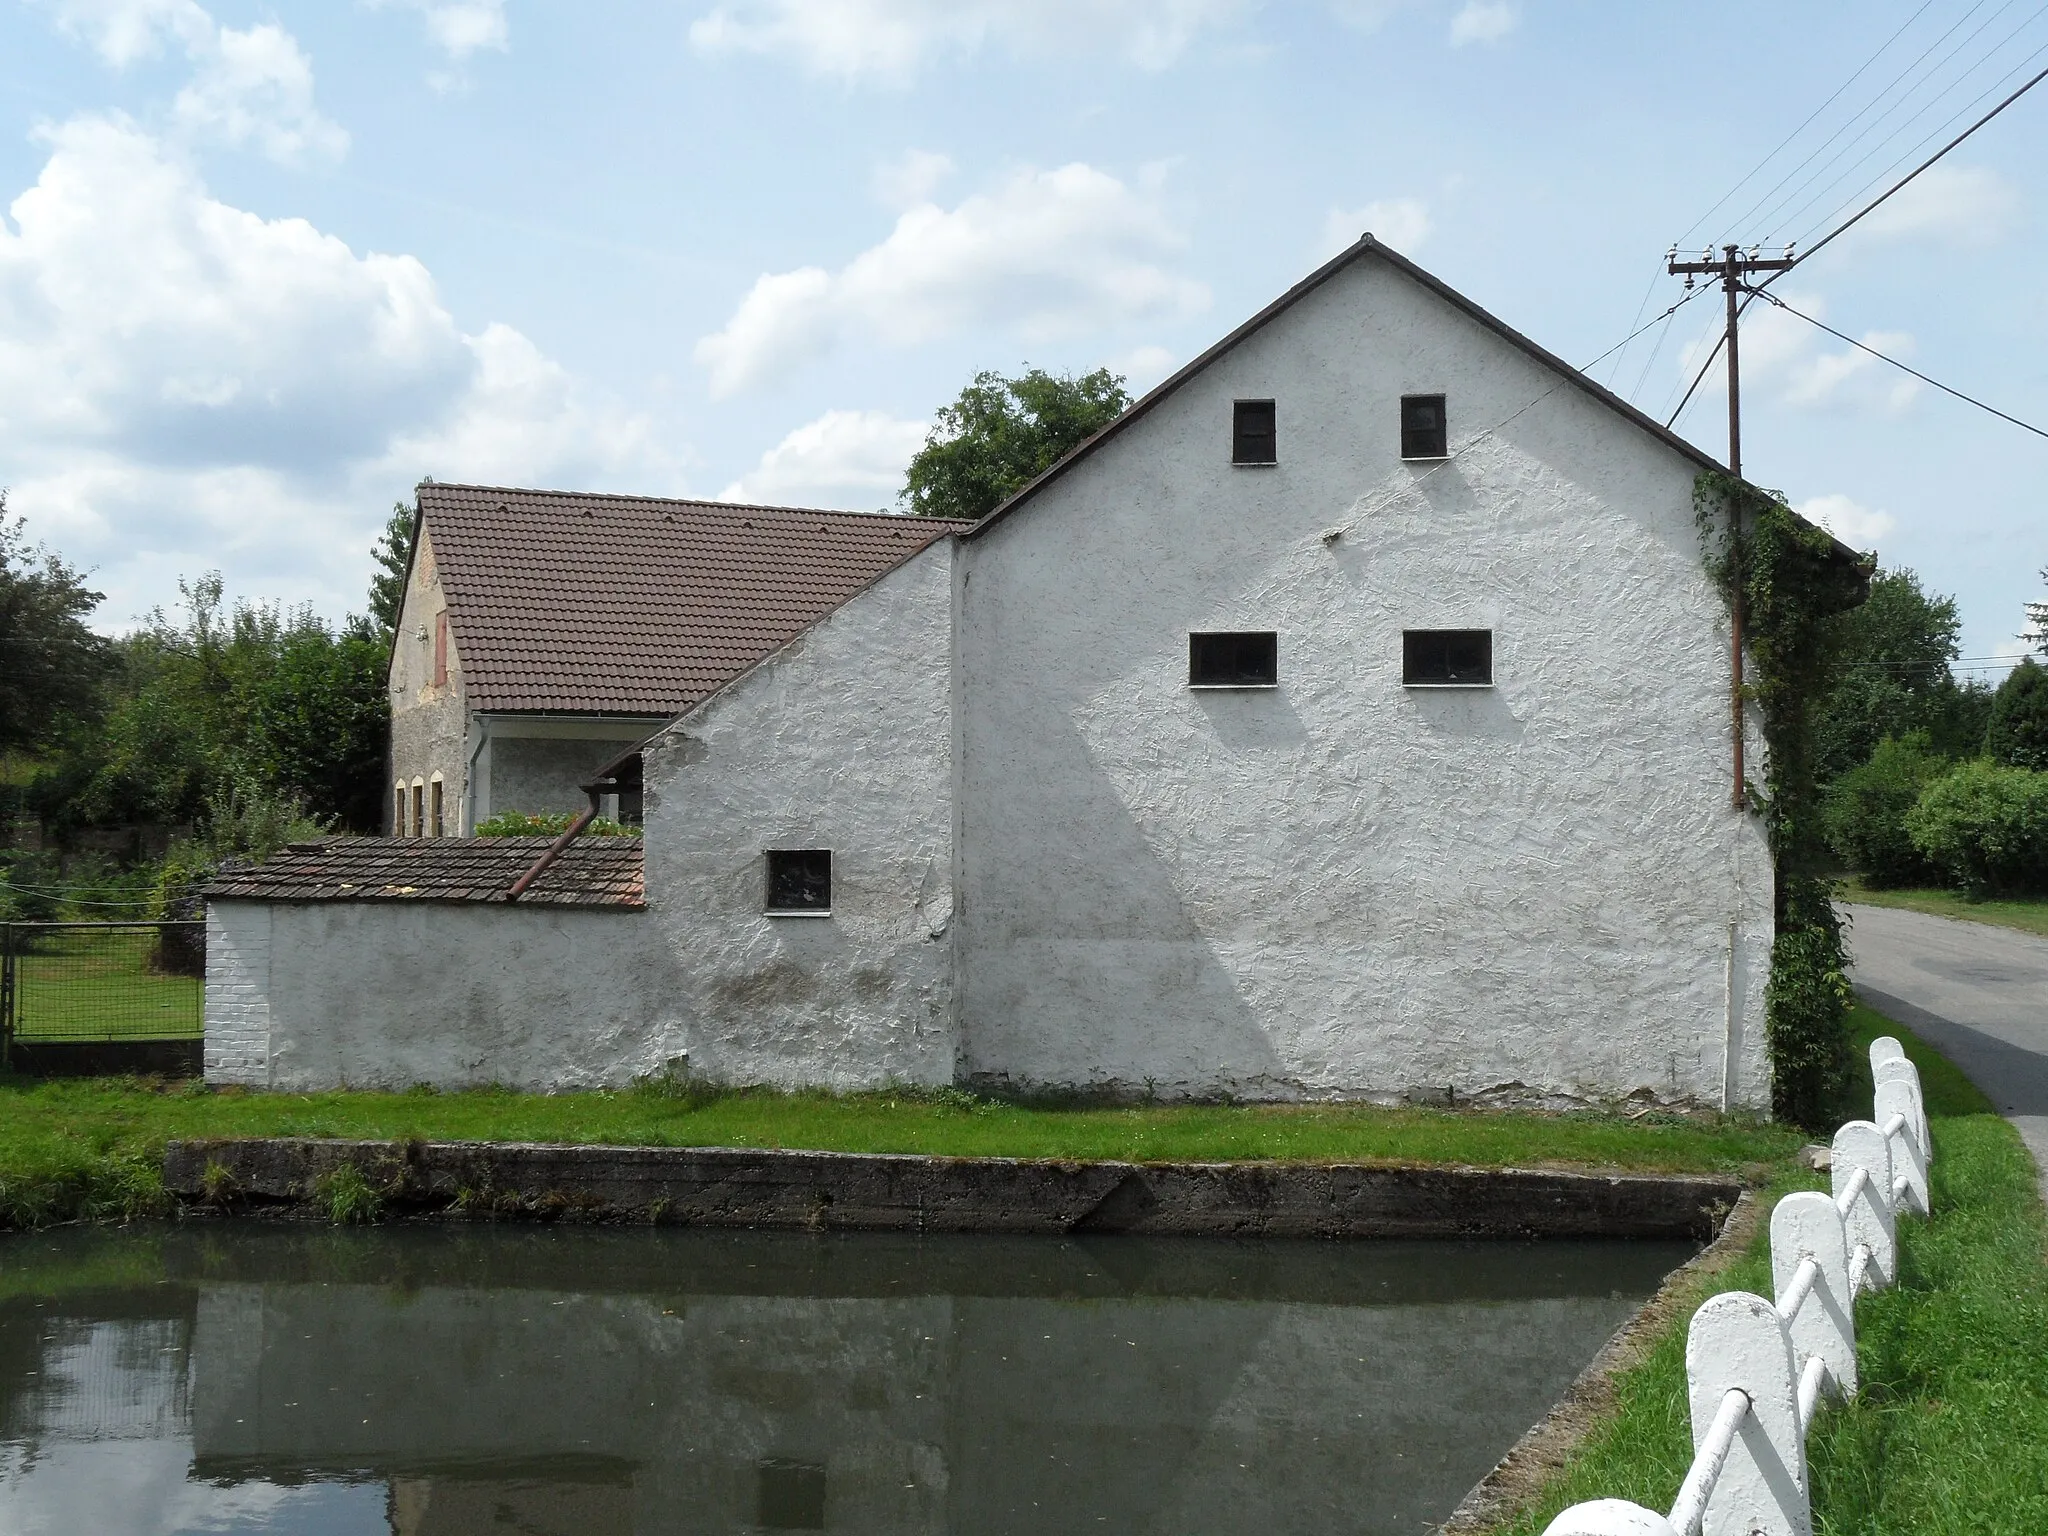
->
[0, 1224, 1692, 1535]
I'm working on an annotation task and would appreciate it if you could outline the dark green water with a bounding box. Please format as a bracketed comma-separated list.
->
[0, 1224, 1691, 1535]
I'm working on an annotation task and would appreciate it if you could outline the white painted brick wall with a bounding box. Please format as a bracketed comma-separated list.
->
[204, 902, 272, 1085]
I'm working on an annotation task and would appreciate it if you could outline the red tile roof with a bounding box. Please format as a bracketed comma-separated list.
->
[203, 837, 644, 908]
[416, 483, 975, 715]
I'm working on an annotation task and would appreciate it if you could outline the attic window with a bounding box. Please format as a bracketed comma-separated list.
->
[765, 849, 832, 915]
[1232, 400, 1277, 464]
[1401, 394, 1448, 459]
[1403, 629, 1492, 687]
[1189, 631, 1278, 688]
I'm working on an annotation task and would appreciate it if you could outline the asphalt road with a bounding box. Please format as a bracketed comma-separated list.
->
[1843, 902, 2048, 1203]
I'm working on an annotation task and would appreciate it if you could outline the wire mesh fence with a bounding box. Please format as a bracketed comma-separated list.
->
[1, 922, 204, 1058]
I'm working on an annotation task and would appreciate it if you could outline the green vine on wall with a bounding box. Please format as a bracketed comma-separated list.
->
[1695, 469, 1872, 1128]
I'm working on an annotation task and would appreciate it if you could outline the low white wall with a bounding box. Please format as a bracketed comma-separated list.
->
[640, 541, 957, 1090]
[204, 899, 677, 1091]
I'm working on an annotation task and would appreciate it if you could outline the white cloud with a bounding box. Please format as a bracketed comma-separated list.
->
[1110, 343, 1178, 389]
[1448, 0, 1516, 45]
[0, 114, 672, 624]
[173, 23, 349, 163]
[1319, 196, 1429, 259]
[1855, 162, 2020, 247]
[689, 0, 1247, 82]
[873, 148, 954, 210]
[719, 409, 929, 507]
[695, 162, 1208, 396]
[1675, 292, 1920, 418]
[41, 0, 211, 66]
[40, 0, 347, 164]
[1797, 492, 1895, 550]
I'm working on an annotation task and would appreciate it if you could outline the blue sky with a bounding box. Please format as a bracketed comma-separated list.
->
[1, 1, 2043, 671]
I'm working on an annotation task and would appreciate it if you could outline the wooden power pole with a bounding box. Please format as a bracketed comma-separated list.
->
[1666, 243, 1797, 809]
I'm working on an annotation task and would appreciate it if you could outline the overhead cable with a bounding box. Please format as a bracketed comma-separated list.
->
[1749, 289, 2048, 443]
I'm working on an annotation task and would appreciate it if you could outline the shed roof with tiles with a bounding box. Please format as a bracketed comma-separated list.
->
[409, 483, 976, 716]
[203, 837, 645, 908]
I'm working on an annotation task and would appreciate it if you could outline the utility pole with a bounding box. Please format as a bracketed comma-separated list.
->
[1666, 243, 1796, 809]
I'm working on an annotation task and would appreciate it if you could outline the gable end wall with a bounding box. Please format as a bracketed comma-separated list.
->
[955, 252, 1773, 1108]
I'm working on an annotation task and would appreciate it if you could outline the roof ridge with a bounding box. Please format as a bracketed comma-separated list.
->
[421, 481, 976, 527]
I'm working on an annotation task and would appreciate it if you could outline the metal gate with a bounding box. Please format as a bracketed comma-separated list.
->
[1, 921, 204, 1068]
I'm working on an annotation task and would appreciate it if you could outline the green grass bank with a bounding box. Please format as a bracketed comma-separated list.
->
[1490, 1002, 2048, 1536]
[0, 1073, 1802, 1232]
[1837, 876, 2048, 940]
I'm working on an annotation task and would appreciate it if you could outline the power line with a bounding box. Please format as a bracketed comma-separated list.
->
[1748, 288, 2048, 442]
[1683, 0, 1940, 247]
[1771, 6, 2048, 246]
[1720, 0, 2002, 241]
[1766, 50, 2048, 283]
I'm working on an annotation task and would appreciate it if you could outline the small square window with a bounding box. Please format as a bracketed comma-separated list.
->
[1232, 399, 1276, 464]
[1190, 631, 1278, 688]
[766, 849, 832, 914]
[757, 1460, 826, 1530]
[1403, 629, 1492, 686]
[1401, 394, 1448, 459]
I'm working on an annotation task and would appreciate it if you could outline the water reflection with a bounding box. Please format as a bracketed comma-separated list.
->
[0, 1225, 1691, 1535]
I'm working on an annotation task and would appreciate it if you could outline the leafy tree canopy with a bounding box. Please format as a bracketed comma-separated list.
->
[1813, 566, 1984, 780]
[901, 367, 1131, 521]
[1985, 655, 2048, 771]
[368, 500, 416, 634]
[0, 499, 113, 755]
[34, 575, 388, 835]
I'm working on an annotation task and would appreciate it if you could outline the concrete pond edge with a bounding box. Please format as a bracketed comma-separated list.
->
[1438, 1187, 1764, 1534]
[161, 1138, 1744, 1241]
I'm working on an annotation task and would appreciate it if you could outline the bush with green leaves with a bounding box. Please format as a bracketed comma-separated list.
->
[1906, 759, 2048, 897]
[1822, 733, 1946, 886]
[473, 810, 641, 838]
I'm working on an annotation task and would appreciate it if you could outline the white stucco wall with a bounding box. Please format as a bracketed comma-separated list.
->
[639, 541, 958, 1089]
[954, 251, 1773, 1108]
[203, 899, 678, 1091]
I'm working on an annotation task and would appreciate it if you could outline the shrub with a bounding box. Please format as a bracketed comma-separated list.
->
[1984, 655, 2048, 770]
[1822, 733, 1946, 886]
[1907, 759, 2048, 897]
[1766, 876, 1853, 1130]
[474, 810, 640, 838]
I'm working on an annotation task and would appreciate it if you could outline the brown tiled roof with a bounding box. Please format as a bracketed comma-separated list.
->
[416, 483, 975, 714]
[203, 838, 644, 908]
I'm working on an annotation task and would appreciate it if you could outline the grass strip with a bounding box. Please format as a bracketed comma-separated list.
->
[1837, 877, 2048, 941]
[0, 1073, 1801, 1232]
[1487, 1000, 2048, 1536]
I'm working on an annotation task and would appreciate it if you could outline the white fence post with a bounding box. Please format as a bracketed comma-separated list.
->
[1769, 1191, 1856, 1400]
[1874, 1078, 1929, 1216]
[1831, 1120, 1897, 1289]
[1683, 1292, 1810, 1536]
[1539, 1500, 1680, 1536]
[1531, 1065, 1932, 1536]
[1872, 1055, 1929, 1167]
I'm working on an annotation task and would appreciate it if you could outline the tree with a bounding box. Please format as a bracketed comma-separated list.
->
[34, 575, 390, 835]
[0, 499, 112, 754]
[1813, 567, 1975, 780]
[1985, 656, 2048, 770]
[902, 367, 1131, 520]
[2024, 564, 2046, 655]
[241, 616, 390, 831]
[368, 501, 416, 634]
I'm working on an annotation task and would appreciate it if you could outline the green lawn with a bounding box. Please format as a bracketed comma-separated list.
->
[5, 927, 202, 1042]
[0, 1073, 1802, 1231]
[1836, 876, 2048, 941]
[1493, 1001, 2048, 1536]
